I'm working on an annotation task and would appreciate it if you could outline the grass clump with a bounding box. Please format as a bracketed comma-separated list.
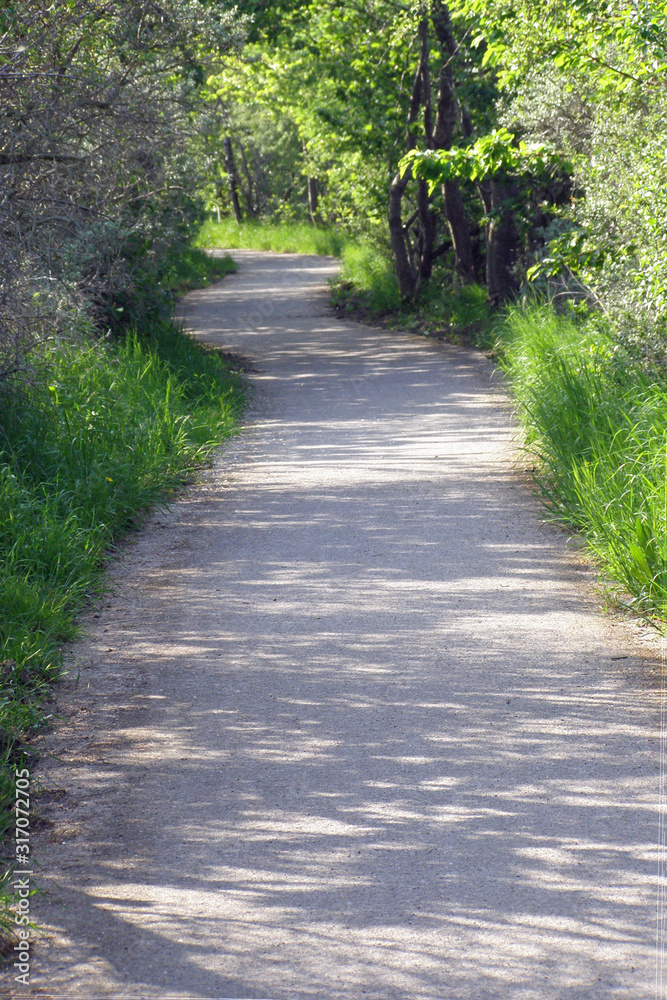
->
[196, 218, 350, 257]
[162, 248, 236, 297]
[497, 302, 667, 618]
[333, 242, 493, 345]
[0, 314, 245, 943]
[334, 243, 403, 314]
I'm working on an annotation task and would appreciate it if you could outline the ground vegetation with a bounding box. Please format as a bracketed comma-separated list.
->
[0, 0, 247, 946]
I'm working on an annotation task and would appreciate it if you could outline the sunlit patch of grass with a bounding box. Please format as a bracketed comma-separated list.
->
[334, 243, 402, 314]
[162, 247, 236, 297]
[196, 218, 350, 257]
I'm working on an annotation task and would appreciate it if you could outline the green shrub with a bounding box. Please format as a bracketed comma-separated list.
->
[338, 243, 402, 313]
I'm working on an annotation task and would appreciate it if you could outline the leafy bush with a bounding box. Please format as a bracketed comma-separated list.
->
[0, 1, 245, 376]
[492, 12, 667, 361]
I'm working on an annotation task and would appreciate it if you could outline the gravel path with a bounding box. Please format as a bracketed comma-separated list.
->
[18, 251, 662, 999]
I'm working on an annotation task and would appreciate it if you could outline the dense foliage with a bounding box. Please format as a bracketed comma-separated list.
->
[206, 1, 667, 614]
[7, 0, 667, 368]
[0, 0, 244, 377]
[209, 1, 667, 357]
[451, 0, 667, 355]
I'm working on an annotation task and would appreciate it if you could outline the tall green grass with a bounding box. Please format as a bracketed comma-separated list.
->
[196, 218, 350, 257]
[498, 303, 667, 618]
[336, 243, 403, 313]
[0, 317, 244, 947]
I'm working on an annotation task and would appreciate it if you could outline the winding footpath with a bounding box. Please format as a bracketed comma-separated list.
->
[17, 252, 663, 998]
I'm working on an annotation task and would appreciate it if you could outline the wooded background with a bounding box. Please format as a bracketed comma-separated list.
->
[4, 1, 667, 373]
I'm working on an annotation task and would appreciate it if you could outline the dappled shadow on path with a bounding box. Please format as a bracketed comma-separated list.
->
[30, 252, 659, 1000]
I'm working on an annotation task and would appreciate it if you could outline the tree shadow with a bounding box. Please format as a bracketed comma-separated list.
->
[27, 251, 659, 1000]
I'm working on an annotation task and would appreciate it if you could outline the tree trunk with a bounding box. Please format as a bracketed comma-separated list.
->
[238, 141, 257, 219]
[389, 173, 417, 298]
[485, 179, 520, 305]
[223, 137, 242, 223]
[415, 20, 435, 289]
[416, 178, 436, 288]
[388, 20, 427, 301]
[431, 11, 517, 297]
[442, 180, 476, 283]
[307, 176, 321, 225]
[431, 1, 476, 283]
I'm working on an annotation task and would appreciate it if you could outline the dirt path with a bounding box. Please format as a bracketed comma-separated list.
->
[15, 251, 662, 998]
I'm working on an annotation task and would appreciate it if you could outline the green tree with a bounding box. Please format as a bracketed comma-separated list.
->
[450, 0, 667, 355]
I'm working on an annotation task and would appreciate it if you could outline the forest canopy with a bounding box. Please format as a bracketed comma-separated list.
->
[3, 1, 667, 365]
[207, 0, 667, 361]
